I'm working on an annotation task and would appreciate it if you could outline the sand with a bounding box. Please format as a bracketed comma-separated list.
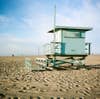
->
[0, 55, 100, 99]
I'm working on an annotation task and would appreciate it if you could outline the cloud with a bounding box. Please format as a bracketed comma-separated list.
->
[21, 14, 53, 42]
[0, 0, 100, 55]
[55, 0, 100, 54]
[0, 15, 9, 23]
[0, 14, 53, 56]
[0, 33, 41, 56]
[0, 15, 10, 27]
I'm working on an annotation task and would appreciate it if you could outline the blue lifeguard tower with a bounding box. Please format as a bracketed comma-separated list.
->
[44, 26, 92, 67]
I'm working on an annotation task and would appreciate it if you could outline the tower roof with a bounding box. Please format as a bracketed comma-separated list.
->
[48, 26, 92, 33]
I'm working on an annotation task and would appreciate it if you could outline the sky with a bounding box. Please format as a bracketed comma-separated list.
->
[0, 0, 100, 56]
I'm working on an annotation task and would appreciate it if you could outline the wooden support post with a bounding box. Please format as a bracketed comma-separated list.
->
[88, 43, 91, 55]
[71, 57, 74, 66]
[30, 96, 33, 99]
[53, 56, 55, 67]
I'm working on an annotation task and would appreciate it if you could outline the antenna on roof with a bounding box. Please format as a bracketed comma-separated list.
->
[53, 5, 56, 54]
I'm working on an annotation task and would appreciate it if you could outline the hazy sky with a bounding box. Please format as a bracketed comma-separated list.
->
[0, 0, 100, 56]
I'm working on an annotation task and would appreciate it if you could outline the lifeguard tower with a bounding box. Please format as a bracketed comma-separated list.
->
[44, 26, 92, 67]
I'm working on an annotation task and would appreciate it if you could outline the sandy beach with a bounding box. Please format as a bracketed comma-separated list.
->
[0, 55, 100, 99]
